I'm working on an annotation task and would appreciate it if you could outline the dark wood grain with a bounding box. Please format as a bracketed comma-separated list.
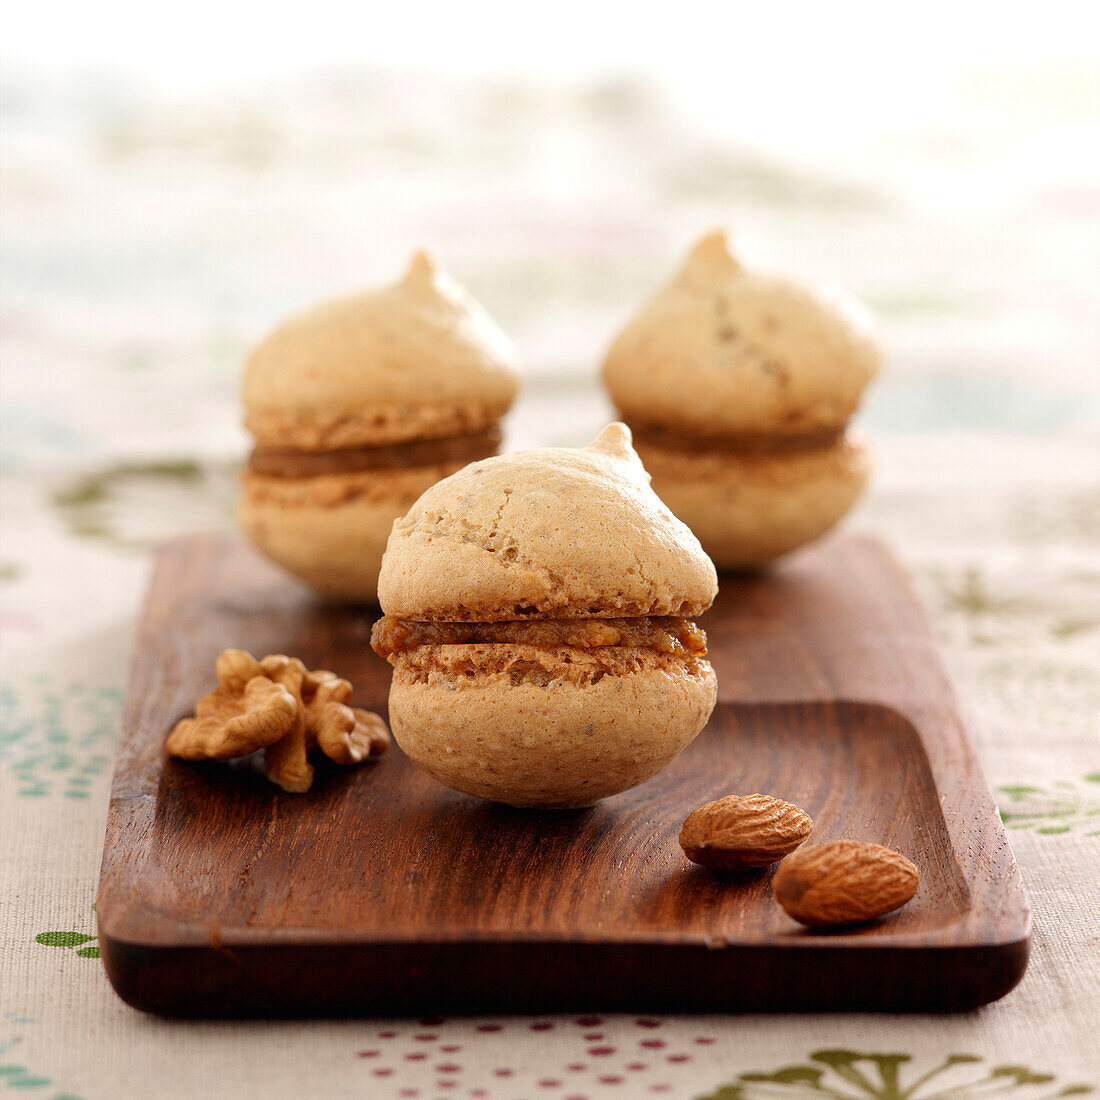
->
[96, 534, 1030, 1016]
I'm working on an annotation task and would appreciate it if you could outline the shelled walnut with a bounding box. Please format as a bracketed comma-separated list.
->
[167, 649, 389, 792]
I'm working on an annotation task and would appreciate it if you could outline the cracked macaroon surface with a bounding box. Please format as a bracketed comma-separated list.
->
[377, 423, 718, 620]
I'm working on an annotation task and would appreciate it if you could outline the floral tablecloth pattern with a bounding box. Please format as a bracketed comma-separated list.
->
[1, 68, 1098, 1099]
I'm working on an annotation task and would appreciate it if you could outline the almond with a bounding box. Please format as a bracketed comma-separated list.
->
[772, 840, 919, 927]
[679, 793, 813, 870]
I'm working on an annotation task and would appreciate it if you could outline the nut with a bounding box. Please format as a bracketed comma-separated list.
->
[772, 840, 919, 927]
[679, 793, 813, 870]
[167, 649, 390, 793]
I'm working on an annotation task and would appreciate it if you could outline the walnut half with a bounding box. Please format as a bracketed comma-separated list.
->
[167, 649, 389, 792]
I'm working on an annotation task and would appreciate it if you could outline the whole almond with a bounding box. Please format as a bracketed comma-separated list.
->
[773, 840, 919, 927]
[679, 793, 813, 870]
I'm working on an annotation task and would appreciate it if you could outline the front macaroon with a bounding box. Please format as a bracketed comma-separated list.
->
[371, 424, 719, 808]
[239, 252, 521, 601]
[602, 230, 880, 569]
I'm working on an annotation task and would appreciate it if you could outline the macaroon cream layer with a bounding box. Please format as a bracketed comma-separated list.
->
[391, 644, 713, 690]
[247, 426, 500, 478]
[371, 615, 707, 657]
[372, 616, 710, 688]
[630, 422, 845, 457]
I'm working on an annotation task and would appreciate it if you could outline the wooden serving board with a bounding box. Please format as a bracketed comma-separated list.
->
[97, 533, 1029, 1016]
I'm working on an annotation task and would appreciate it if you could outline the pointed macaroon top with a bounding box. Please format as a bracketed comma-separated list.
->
[399, 249, 442, 293]
[243, 249, 520, 446]
[584, 420, 642, 465]
[601, 231, 880, 439]
[377, 423, 718, 621]
[676, 228, 742, 286]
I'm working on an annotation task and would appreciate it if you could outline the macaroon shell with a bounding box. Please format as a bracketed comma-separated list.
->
[239, 464, 462, 602]
[602, 230, 879, 438]
[387, 659, 718, 808]
[377, 423, 718, 620]
[242, 251, 520, 426]
[637, 433, 871, 568]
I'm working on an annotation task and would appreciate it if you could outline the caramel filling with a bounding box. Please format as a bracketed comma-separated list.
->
[371, 616, 707, 661]
[630, 423, 843, 456]
[248, 427, 501, 478]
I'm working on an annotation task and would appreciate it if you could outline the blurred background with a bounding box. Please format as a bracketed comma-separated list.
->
[1, 1, 1098, 663]
[3, 8, 1100, 1091]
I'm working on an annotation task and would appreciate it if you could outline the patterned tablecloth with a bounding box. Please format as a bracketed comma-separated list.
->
[1, 68, 1098, 1100]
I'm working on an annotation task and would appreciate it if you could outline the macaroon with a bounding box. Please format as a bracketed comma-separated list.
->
[240, 252, 521, 601]
[601, 230, 880, 569]
[370, 423, 718, 808]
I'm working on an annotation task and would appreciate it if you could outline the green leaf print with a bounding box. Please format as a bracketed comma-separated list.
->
[33, 933, 94, 948]
[33, 908, 99, 960]
[920, 561, 1100, 649]
[997, 774, 1100, 836]
[0, 1065, 52, 1086]
[0, 679, 120, 798]
[0, 1015, 85, 1098]
[697, 1049, 1094, 1100]
[50, 459, 237, 552]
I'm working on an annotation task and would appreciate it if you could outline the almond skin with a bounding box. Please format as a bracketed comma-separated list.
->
[679, 793, 814, 870]
[773, 840, 919, 927]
